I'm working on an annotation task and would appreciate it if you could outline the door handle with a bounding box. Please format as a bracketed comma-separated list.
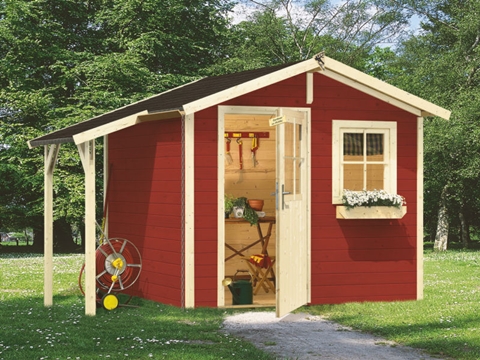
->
[273, 183, 278, 210]
[282, 184, 291, 210]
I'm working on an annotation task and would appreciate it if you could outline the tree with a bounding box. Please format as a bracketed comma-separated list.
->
[209, 0, 413, 74]
[389, 0, 480, 249]
[0, 0, 233, 250]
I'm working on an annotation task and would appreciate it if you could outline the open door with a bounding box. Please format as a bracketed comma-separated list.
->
[275, 108, 310, 317]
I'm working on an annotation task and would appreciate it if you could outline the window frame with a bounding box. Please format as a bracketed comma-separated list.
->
[332, 120, 397, 204]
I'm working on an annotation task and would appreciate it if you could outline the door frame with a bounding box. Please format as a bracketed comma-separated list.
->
[217, 105, 311, 308]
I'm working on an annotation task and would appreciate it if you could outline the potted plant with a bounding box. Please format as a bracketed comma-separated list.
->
[232, 197, 259, 226]
[224, 194, 236, 219]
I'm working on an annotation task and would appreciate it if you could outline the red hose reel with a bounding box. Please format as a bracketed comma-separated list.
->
[79, 238, 142, 310]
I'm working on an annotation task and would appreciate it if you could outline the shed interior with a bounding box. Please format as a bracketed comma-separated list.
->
[224, 114, 276, 306]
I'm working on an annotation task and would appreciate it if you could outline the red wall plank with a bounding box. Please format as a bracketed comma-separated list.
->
[108, 119, 183, 307]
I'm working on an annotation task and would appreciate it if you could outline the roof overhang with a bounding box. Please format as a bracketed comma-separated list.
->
[72, 109, 184, 144]
[28, 109, 184, 148]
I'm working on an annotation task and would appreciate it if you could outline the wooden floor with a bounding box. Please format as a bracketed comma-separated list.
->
[223, 287, 275, 309]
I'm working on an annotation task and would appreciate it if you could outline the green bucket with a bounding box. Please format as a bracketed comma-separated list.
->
[228, 270, 253, 305]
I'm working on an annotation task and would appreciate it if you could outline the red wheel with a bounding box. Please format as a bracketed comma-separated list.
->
[95, 238, 142, 292]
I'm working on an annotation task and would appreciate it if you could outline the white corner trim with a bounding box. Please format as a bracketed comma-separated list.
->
[417, 117, 424, 300]
[184, 113, 195, 308]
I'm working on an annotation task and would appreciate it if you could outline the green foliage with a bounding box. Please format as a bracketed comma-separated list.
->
[224, 193, 236, 213]
[207, 0, 413, 75]
[0, 0, 233, 245]
[371, 0, 480, 243]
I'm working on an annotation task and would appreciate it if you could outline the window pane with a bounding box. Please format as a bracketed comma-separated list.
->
[366, 164, 384, 190]
[284, 122, 294, 195]
[295, 123, 302, 195]
[367, 134, 384, 161]
[344, 133, 363, 158]
[343, 164, 363, 190]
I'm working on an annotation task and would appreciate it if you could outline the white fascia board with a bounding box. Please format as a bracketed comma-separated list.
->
[73, 110, 184, 144]
[323, 56, 451, 120]
[182, 58, 322, 115]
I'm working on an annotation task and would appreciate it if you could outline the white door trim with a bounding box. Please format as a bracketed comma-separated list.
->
[217, 105, 311, 308]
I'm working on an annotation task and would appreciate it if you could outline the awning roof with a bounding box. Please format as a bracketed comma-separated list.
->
[28, 55, 451, 148]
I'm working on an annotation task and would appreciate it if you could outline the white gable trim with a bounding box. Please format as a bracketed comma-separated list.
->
[322, 56, 451, 120]
[182, 58, 322, 115]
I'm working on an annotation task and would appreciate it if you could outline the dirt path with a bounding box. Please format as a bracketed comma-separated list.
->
[223, 312, 445, 359]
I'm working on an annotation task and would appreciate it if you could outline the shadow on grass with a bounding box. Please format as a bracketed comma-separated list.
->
[0, 295, 273, 360]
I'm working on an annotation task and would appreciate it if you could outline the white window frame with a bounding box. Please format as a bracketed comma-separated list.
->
[332, 120, 397, 204]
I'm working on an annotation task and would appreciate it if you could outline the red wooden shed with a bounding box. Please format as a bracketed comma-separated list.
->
[29, 54, 450, 316]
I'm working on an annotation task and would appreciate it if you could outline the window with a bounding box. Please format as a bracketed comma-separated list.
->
[332, 120, 397, 204]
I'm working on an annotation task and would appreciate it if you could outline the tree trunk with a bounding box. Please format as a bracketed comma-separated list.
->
[32, 225, 44, 252]
[54, 218, 77, 252]
[459, 209, 470, 249]
[434, 187, 449, 251]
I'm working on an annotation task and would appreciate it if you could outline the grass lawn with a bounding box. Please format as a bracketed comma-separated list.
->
[0, 253, 272, 360]
[1, 248, 479, 359]
[308, 248, 480, 359]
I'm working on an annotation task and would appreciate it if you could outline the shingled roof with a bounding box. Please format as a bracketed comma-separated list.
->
[28, 62, 297, 148]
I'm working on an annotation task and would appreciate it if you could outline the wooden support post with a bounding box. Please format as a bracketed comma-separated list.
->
[44, 144, 60, 307]
[184, 114, 195, 308]
[78, 140, 96, 316]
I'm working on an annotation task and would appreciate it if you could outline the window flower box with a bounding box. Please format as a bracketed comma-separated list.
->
[336, 205, 407, 219]
[337, 189, 406, 219]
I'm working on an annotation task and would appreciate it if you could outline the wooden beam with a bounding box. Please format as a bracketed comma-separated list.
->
[184, 114, 195, 308]
[73, 110, 184, 145]
[73, 111, 148, 144]
[78, 141, 96, 316]
[44, 144, 60, 307]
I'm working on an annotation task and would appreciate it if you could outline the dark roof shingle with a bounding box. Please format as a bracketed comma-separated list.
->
[29, 63, 295, 147]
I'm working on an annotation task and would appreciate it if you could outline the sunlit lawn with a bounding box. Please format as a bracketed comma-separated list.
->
[0, 253, 272, 360]
[309, 248, 480, 360]
[2, 247, 480, 359]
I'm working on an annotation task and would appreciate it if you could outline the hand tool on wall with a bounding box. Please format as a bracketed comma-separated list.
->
[251, 135, 259, 167]
[237, 138, 243, 170]
[225, 138, 233, 165]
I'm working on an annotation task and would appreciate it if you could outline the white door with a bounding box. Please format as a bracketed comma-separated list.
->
[275, 108, 310, 318]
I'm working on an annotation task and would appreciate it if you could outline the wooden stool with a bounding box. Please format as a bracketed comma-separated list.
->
[242, 255, 276, 295]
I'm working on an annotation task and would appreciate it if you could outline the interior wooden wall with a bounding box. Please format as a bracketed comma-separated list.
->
[224, 114, 277, 278]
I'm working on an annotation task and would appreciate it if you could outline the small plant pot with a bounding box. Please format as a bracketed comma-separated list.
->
[233, 206, 244, 218]
[248, 199, 264, 211]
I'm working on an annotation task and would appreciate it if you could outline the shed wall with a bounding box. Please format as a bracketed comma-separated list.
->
[106, 71, 419, 308]
[108, 119, 183, 306]
[195, 72, 418, 306]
